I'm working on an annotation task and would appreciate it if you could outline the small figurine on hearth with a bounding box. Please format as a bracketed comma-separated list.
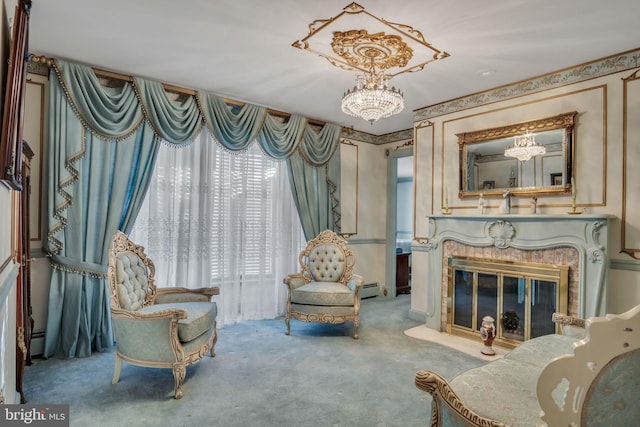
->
[480, 315, 496, 356]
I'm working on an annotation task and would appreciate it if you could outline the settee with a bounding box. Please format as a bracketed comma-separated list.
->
[415, 305, 640, 426]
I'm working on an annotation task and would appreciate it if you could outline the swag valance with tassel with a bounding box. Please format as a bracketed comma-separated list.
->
[42, 58, 341, 358]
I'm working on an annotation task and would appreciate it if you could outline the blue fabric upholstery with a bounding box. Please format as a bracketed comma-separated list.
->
[115, 252, 149, 311]
[107, 231, 219, 399]
[416, 305, 640, 426]
[284, 230, 364, 338]
[309, 244, 346, 282]
[291, 282, 355, 306]
[583, 349, 640, 426]
[447, 335, 577, 425]
[139, 302, 217, 342]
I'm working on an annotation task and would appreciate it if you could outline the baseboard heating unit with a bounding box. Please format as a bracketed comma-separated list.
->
[361, 282, 379, 299]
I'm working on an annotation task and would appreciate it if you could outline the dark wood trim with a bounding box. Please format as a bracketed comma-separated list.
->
[1, 0, 31, 190]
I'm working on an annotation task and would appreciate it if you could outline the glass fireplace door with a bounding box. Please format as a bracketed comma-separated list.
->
[448, 257, 568, 348]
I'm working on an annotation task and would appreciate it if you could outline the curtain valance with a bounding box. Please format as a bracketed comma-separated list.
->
[53, 59, 341, 164]
[43, 58, 343, 358]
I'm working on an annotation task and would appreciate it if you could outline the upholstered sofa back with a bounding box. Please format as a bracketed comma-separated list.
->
[115, 251, 150, 310]
[308, 243, 346, 283]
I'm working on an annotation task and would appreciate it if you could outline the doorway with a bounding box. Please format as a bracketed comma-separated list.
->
[385, 148, 414, 298]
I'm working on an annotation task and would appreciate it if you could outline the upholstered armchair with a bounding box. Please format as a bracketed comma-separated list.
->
[107, 231, 219, 399]
[284, 229, 365, 339]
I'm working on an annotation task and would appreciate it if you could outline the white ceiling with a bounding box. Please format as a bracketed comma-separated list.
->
[27, 1, 640, 136]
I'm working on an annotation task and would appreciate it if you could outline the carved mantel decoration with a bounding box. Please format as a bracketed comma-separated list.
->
[487, 220, 515, 248]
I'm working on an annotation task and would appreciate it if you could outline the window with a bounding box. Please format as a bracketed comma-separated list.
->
[131, 131, 305, 325]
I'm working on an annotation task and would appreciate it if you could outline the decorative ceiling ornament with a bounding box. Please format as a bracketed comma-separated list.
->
[504, 133, 546, 162]
[292, 2, 449, 124]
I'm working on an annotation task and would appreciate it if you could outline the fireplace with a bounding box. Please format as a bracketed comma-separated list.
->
[422, 214, 613, 333]
[447, 256, 569, 348]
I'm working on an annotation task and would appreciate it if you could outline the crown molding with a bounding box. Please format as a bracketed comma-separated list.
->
[415, 47, 640, 121]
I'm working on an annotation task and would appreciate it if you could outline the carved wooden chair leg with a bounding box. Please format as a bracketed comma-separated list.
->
[285, 316, 291, 335]
[112, 355, 123, 384]
[172, 363, 187, 399]
[353, 319, 360, 339]
[209, 330, 217, 357]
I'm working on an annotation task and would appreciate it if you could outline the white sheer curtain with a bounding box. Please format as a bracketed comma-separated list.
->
[130, 130, 305, 326]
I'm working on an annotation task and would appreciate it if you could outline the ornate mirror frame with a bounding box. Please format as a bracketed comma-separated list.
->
[457, 111, 577, 198]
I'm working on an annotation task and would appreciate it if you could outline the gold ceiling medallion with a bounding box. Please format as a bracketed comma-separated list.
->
[292, 2, 449, 77]
[292, 2, 449, 124]
[331, 30, 413, 71]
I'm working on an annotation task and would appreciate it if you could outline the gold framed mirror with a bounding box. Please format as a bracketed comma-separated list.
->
[457, 111, 577, 198]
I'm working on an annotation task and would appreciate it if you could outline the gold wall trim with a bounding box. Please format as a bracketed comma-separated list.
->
[339, 140, 359, 237]
[621, 69, 640, 259]
[414, 120, 433, 243]
[25, 79, 46, 243]
[441, 85, 608, 210]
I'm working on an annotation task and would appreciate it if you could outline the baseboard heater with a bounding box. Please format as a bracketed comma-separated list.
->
[361, 282, 379, 299]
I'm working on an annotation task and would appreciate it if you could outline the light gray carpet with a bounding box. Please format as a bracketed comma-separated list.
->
[23, 295, 486, 427]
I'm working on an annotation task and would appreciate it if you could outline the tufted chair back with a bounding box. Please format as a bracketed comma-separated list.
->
[300, 230, 354, 285]
[114, 252, 152, 310]
[308, 243, 346, 282]
[108, 232, 157, 311]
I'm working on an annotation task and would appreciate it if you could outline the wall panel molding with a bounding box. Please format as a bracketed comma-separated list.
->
[621, 69, 640, 259]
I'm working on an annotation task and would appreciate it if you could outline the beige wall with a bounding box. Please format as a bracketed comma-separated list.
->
[12, 43, 640, 370]
[341, 139, 388, 292]
[409, 66, 640, 319]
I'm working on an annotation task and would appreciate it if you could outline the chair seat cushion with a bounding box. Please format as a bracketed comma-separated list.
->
[291, 282, 355, 306]
[138, 301, 217, 342]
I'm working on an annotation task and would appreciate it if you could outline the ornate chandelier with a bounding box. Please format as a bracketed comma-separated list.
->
[341, 68, 404, 124]
[504, 133, 545, 162]
[292, 3, 450, 125]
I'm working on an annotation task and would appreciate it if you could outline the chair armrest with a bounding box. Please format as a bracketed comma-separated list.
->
[111, 306, 188, 321]
[415, 370, 508, 427]
[552, 312, 586, 338]
[155, 287, 220, 304]
[347, 274, 365, 295]
[110, 307, 187, 362]
[283, 273, 306, 290]
[552, 312, 586, 328]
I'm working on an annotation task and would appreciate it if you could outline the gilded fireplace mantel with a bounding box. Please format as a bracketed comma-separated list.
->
[422, 214, 615, 331]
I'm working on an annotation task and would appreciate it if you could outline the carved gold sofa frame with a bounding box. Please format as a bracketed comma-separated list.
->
[415, 305, 640, 426]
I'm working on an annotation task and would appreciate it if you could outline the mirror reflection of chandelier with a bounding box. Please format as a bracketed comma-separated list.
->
[504, 133, 545, 162]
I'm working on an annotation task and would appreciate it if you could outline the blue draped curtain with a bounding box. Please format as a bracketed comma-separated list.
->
[287, 124, 342, 239]
[43, 59, 342, 358]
